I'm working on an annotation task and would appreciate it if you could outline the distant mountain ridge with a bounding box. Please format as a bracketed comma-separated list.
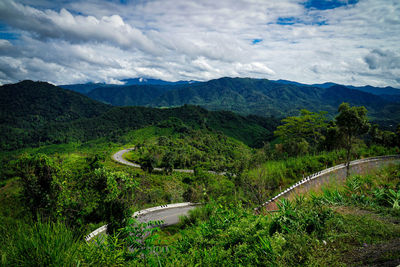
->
[60, 78, 197, 94]
[275, 79, 400, 96]
[77, 77, 400, 129]
[121, 78, 197, 86]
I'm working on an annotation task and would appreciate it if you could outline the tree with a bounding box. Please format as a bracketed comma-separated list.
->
[93, 168, 137, 234]
[139, 154, 156, 173]
[160, 151, 175, 174]
[335, 103, 370, 175]
[370, 124, 397, 147]
[16, 154, 60, 219]
[274, 109, 327, 155]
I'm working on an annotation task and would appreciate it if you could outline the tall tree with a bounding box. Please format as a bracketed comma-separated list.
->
[335, 103, 370, 175]
[274, 109, 327, 155]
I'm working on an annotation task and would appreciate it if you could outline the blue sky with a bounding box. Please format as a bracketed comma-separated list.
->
[303, 0, 359, 10]
[0, 0, 399, 87]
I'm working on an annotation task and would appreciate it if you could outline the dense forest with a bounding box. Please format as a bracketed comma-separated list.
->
[1, 80, 400, 265]
[0, 81, 279, 150]
[80, 77, 400, 128]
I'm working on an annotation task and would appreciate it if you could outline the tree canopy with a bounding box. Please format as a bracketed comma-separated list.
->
[274, 109, 328, 155]
[335, 102, 370, 168]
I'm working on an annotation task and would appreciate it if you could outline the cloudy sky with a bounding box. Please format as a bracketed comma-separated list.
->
[0, 0, 399, 87]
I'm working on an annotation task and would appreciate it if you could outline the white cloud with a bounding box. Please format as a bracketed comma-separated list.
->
[0, 0, 399, 87]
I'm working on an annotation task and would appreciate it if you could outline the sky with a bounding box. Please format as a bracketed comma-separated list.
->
[0, 0, 399, 87]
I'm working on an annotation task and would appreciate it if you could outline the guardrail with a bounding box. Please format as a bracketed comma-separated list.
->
[85, 202, 201, 242]
[257, 155, 400, 211]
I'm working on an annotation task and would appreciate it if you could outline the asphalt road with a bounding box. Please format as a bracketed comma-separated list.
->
[136, 205, 196, 226]
[112, 148, 141, 168]
[89, 205, 197, 242]
[112, 147, 226, 175]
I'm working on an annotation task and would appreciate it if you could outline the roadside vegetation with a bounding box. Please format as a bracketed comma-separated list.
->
[1, 102, 400, 265]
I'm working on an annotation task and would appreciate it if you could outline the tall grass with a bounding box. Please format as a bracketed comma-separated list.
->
[1, 218, 81, 266]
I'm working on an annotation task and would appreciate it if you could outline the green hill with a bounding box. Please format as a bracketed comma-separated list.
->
[0, 81, 278, 150]
[40, 105, 279, 148]
[0, 80, 111, 150]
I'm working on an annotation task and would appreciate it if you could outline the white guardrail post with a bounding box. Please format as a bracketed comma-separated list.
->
[85, 202, 201, 241]
[256, 155, 400, 211]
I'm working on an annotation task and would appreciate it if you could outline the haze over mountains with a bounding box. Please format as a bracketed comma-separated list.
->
[60, 77, 400, 127]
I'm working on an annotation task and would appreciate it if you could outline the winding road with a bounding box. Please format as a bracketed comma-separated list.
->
[86, 149, 206, 241]
[89, 149, 399, 242]
[113, 147, 225, 174]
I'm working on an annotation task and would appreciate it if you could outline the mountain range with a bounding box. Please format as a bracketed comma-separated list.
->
[61, 77, 400, 128]
[0, 80, 278, 150]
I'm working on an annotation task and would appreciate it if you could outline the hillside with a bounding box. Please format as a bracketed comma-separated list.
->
[87, 85, 172, 106]
[0, 80, 112, 150]
[0, 80, 110, 126]
[79, 77, 400, 127]
[40, 105, 279, 148]
[276, 80, 400, 97]
[59, 83, 110, 94]
[0, 81, 278, 150]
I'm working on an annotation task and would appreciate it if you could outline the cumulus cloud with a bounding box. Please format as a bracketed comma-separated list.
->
[364, 49, 400, 70]
[0, 0, 158, 53]
[0, 0, 399, 87]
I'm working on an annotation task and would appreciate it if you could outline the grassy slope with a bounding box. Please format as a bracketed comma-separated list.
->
[155, 163, 400, 266]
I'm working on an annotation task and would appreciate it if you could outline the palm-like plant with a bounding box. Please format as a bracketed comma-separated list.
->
[388, 189, 400, 209]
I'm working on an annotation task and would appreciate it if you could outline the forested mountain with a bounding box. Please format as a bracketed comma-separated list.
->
[0, 80, 111, 128]
[0, 80, 112, 150]
[77, 77, 400, 127]
[276, 79, 400, 96]
[87, 85, 173, 106]
[0, 80, 278, 150]
[59, 82, 110, 94]
[151, 78, 400, 125]
[60, 78, 196, 95]
[34, 105, 279, 149]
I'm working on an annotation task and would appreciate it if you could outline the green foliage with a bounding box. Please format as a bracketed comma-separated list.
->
[388, 189, 400, 209]
[122, 218, 165, 262]
[79, 234, 126, 266]
[92, 168, 137, 233]
[1, 218, 80, 266]
[129, 126, 253, 172]
[313, 164, 400, 214]
[16, 154, 61, 219]
[336, 102, 370, 165]
[274, 109, 328, 155]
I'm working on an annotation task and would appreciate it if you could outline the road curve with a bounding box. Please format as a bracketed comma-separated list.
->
[86, 203, 201, 242]
[113, 147, 226, 175]
[257, 155, 400, 211]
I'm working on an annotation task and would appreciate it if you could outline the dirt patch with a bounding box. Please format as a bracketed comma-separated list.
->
[333, 206, 400, 225]
[333, 206, 400, 266]
[344, 238, 400, 267]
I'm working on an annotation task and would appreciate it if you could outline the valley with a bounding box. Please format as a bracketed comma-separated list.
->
[0, 79, 399, 266]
